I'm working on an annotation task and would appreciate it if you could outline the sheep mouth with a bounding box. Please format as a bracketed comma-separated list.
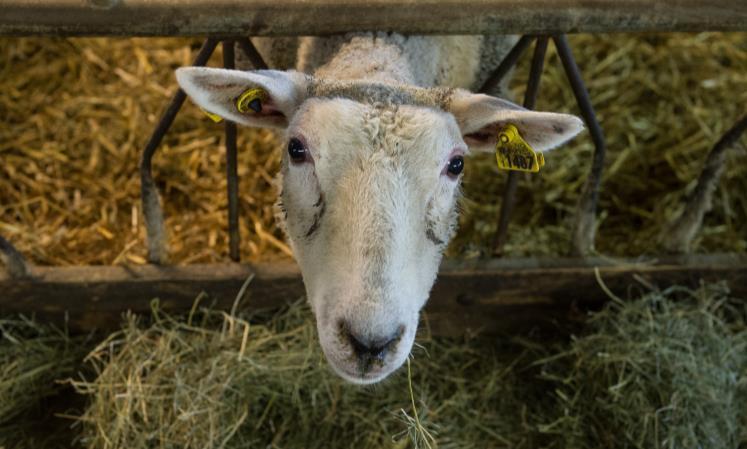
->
[329, 361, 394, 385]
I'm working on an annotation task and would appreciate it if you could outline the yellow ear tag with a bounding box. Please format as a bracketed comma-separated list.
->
[201, 109, 224, 123]
[236, 88, 268, 114]
[495, 124, 545, 173]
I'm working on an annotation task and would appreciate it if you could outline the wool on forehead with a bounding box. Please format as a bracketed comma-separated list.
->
[308, 78, 454, 110]
[338, 100, 448, 161]
[360, 104, 412, 156]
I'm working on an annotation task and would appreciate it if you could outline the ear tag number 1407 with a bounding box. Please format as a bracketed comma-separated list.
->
[495, 124, 545, 173]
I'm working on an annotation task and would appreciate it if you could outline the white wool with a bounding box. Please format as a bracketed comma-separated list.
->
[240, 33, 515, 94]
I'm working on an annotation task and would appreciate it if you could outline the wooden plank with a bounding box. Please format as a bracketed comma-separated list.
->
[0, 262, 305, 331]
[1, 254, 745, 336]
[1, 0, 745, 37]
[426, 254, 747, 336]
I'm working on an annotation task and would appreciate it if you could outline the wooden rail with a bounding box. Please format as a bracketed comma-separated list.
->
[2, 254, 744, 336]
[1, 0, 746, 37]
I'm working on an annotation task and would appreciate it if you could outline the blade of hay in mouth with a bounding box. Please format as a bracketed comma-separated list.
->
[393, 357, 437, 449]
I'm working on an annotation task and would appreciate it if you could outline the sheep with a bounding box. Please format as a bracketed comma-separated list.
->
[176, 33, 584, 384]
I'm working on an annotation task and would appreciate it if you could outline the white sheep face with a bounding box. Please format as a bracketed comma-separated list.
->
[279, 98, 463, 383]
[175, 67, 584, 384]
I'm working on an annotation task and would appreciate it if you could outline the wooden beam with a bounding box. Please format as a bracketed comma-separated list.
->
[1, 0, 745, 37]
[1, 254, 745, 336]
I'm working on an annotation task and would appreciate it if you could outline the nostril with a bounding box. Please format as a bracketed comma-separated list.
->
[341, 323, 404, 361]
[348, 333, 384, 359]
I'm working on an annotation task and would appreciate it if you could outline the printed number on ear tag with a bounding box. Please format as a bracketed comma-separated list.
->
[236, 88, 268, 114]
[495, 124, 545, 173]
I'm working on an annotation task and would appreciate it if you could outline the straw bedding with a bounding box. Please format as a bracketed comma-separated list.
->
[1, 34, 745, 265]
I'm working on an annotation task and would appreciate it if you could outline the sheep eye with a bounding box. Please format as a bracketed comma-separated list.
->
[288, 138, 308, 163]
[446, 155, 464, 178]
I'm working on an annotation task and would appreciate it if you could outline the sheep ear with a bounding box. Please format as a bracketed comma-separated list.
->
[449, 91, 584, 152]
[175, 67, 309, 129]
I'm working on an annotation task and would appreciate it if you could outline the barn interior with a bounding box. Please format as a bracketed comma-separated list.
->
[1, 31, 746, 448]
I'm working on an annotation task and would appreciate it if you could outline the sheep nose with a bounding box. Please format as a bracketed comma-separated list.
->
[342, 324, 403, 362]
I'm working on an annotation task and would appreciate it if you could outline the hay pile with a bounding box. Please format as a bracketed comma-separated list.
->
[71, 300, 531, 449]
[63, 283, 746, 449]
[535, 282, 747, 448]
[0, 318, 89, 448]
[1, 34, 746, 266]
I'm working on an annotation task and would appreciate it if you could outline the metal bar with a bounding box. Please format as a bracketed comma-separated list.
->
[223, 40, 241, 262]
[521, 37, 549, 110]
[479, 35, 533, 94]
[492, 171, 520, 255]
[237, 37, 269, 70]
[553, 34, 607, 256]
[140, 38, 218, 264]
[661, 114, 747, 253]
[0, 235, 29, 279]
[3, 0, 746, 37]
[492, 36, 549, 255]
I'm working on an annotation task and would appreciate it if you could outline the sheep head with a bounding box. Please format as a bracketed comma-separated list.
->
[176, 68, 584, 384]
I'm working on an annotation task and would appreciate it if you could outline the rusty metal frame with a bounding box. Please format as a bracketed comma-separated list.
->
[485, 34, 606, 256]
[553, 35, 607, 256]
[491, 36, 549, 255]
[222, 40, 241, 261]
[140, 38, 219, 264]
[661, 114, 747, 253]
[479, 35, 533, 94]
[0, 235, 28, 279]
[138, 37, 269, 264]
